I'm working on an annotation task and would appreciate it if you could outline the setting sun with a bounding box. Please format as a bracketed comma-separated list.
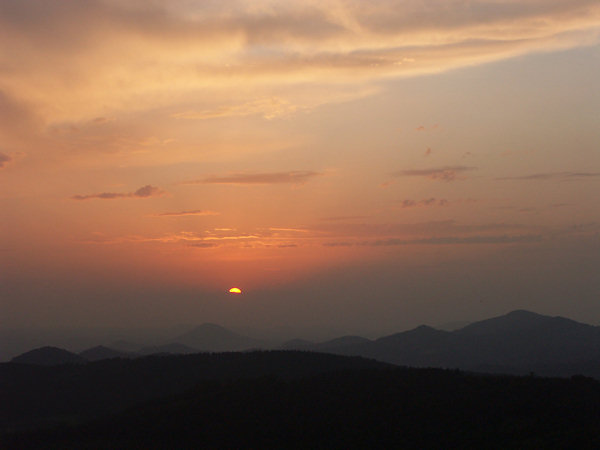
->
[229, 287, 242, 294]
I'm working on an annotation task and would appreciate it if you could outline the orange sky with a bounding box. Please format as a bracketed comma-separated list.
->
[1, 0, 599, 333]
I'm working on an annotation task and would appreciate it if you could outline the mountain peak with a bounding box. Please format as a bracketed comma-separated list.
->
[11, 346, 87, 366]
[505, 310, 543, 319]
[79, 345, 132, 361]
[456, 310, 592, 337]
[173, 323, 260, 352]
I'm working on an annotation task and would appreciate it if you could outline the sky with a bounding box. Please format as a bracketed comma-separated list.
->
[1, 0, 599, 339]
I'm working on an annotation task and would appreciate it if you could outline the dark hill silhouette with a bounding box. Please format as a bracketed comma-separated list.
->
[171, 323, 262, 351]
[4, 363, 600, 448]
[10, 347, 86, 366]
[281, 336, 372, 352]
[78, 346, 133, 361]
[1, 350, 390, 434]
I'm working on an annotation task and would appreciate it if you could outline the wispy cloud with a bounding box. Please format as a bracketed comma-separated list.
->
[369, 235, 543, 246]
[72, 185, 162, 200]
[0, 90, 42, 141]
[155, 210, 219, 217]
[188, 242, 218, 248]
[1, 1, 598, 122]
[320, 215, 369, 222]
[173, 98, 298, 120]
[393, 166, 476, 182]
[399, 198, 448, 208]
[314, 220, 534, 239]
[0, 152, 11, 168]
[497, 172, 600, 181]
[186, 171, 321, 186]
[323, 234, 543, 247]
[322, 241, 355, 247]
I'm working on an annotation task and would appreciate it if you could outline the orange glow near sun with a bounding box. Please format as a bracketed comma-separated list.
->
[229, 287, 242, 294]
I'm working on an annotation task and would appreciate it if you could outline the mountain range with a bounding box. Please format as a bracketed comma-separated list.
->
[10, 310, 600, 378]
[294, 310, 600, 377]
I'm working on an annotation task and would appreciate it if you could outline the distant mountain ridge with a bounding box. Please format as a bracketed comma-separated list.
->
[9, 311, 600, 378]
[138, 343, 199, 356]
[79, 346, 133, 361]
[324, 310, 600, 376]
[172, 323, 263, 352]
[278, 310, 600, 378]
[10, 323, 267, 365]
[11, 346, 87, 365]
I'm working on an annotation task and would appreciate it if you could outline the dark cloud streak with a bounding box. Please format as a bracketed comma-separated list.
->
[71, 185, 162, 200]
[323, 234, 543, 247]
[187, 171, 321, 185]
[400, 198, 448, 208]
[393, 166, 475, 182]
[0, 152, 11, 168]
[497, 172, 600, 181]
[156, 210, 219, 217]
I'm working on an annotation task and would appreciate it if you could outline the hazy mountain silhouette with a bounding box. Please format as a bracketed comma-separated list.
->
[137, 343, 198, 356]
[280, 338, 314, 350]
[317, 310, 600, 377]
[10, 347, 87, 366]
[311, 335, 372, 351]
[78, 346, 133, 361]
[435, 320, 471, 331]
[171, 323, 262, 351]
[108, 340, 141, 353]
[9, 310, 600, 376]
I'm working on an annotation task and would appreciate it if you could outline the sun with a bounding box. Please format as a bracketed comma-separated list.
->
[229, 287, 242, 294]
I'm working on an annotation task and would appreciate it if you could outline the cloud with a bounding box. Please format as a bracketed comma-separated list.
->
[1, 1, 598, 122]
[497, 172, 600, 181]
[399, 198, 448, 208]
[87, 219, 544, 252]
[155, 210, 219, 217]
[72, 185, 162, 200]
[172, 98, 298, 120]
[393, 166, 476, 182]
[0, 90, 41, 141]
[314, 220, 534, 240]
[132, 185, 160, 198]
[323, 234, 543, 247]
[187, 171, 321, 185]
[322, 241, 355, 247]
[0, 152, 11, 168]
[188, 242, 218, 248]
[369, 235, 543, 246]
[321, 215, 369, 221]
